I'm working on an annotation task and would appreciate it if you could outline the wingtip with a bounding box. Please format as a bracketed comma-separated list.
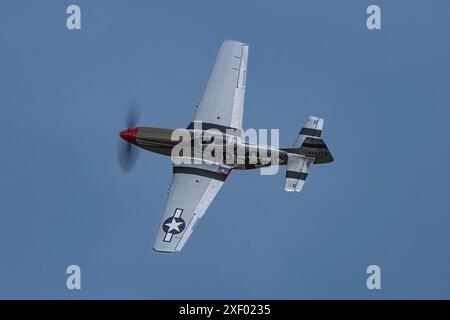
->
[152, 247, 178, 254]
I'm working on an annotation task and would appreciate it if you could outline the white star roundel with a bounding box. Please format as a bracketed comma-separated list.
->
[163, 217, 185, 234]
[162, 208, 186, 242]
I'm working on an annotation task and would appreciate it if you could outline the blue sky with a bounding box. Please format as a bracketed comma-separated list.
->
[1, 0, 449, 299]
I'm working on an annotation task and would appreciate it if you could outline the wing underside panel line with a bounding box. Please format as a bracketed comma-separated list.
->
[173, 166, 228, 181]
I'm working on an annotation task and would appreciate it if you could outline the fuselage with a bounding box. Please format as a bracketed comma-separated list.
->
[120, 126, 333, 169]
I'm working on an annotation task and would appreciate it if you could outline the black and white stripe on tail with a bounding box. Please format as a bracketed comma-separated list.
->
[284, 154, 314, 192]
[284, 116, 332, 192]
[293, 116, 324, 148]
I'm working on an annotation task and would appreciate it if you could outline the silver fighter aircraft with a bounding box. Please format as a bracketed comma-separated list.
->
[118, 40, 333, 253]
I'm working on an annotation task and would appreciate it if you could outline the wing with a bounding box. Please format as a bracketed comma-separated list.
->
[188, 40, 248, 133]
[153, 162, 232, 253]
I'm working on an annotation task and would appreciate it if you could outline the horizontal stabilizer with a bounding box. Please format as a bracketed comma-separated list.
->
[293, 116, 324, 148]
[284, 115, 333, 164]
[284, 154, 314, 192]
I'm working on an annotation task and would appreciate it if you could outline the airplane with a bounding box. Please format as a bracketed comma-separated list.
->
[118, 40, 333, 253]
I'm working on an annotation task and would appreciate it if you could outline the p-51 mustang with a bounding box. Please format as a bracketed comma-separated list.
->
[118, 40, 333, 253]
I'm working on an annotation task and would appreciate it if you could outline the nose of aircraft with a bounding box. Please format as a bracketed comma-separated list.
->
[120, 127, 139, 144]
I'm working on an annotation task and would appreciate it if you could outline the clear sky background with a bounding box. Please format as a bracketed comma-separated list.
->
[1, 0, 449, 299]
